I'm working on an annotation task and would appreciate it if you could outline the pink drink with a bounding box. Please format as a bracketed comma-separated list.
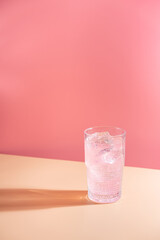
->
[85, 128, 125, 203]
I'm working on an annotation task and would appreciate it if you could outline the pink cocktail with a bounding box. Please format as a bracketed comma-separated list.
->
[84, 126, 126, 203]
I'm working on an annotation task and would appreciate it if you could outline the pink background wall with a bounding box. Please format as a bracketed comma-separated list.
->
[0, 0, 160, 169]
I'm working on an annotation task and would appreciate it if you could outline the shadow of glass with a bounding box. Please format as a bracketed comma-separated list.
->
[0, 189, 95, 211]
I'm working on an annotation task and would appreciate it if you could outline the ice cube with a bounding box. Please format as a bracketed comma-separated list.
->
[86, 131, 114, 159]
[102, 151, 115, 164]
[96, 131, 111, 139]
[86, 131, 112, 142]
[95, 131, 112, 144]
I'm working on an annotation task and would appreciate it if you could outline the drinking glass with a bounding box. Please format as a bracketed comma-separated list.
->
[84, 126, 126, 203]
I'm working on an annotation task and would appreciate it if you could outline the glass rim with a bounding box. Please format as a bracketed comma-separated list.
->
[84, 126, 126, 138]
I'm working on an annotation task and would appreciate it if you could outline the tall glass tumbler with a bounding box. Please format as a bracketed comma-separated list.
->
[84, 126, 126, 203]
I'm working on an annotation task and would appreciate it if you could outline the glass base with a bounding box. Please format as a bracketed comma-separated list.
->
[88, 190, 121, 203]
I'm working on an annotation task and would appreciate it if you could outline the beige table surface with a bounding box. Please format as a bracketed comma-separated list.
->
[0, 154, 160, 240]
